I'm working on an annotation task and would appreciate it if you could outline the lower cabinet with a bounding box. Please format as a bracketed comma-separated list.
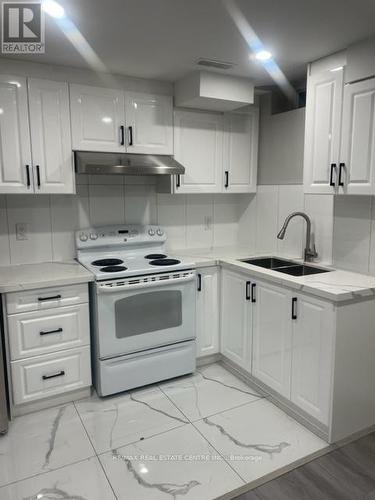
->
[220, 269, 335, 426]
[221, 270, 252, 371]
[196, 267, 220, 357]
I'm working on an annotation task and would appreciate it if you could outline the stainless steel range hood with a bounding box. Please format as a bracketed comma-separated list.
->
[74, 151, 185, 176]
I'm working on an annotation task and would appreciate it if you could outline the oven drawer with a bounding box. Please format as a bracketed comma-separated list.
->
[8, 304, 90, 361]
[11, 346, 91, 405]
[6, 284, 89, 315]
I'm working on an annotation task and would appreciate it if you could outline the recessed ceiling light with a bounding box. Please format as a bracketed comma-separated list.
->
[42, 0, 65, 19]
[255, 50, 272, 61]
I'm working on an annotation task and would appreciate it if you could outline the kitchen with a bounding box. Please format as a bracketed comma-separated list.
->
[1, 1, 375, 499]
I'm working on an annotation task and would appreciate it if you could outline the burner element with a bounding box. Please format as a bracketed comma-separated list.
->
[92, 258, 124, 267]
[145, 254, 167, 260]
[100, 266, 127, 273]
[149, 258, 181, 266]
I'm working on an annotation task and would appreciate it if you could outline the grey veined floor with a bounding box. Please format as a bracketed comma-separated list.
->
[0, 363, 328, 500]
[235, 430, 375, 500]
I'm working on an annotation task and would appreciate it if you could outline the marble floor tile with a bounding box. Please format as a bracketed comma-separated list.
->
[75, 386, 189, 454]
[159, 363, 262, 421]
[99, 423, 244, 500]
[0, 403, 95, 487]
[0, 457, 116, 500]
[194, 398, 328, 483]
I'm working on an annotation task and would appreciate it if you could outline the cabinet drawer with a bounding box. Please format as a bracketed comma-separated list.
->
[6, 283, 88, 314]
[8, 304, 90, 360]
[11, 346, 91, 405]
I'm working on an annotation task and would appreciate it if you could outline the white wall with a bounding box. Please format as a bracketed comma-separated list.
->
[0, 176, 253, 266]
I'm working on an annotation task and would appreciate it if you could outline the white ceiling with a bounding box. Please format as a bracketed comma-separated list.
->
[3, 0, 375, 85]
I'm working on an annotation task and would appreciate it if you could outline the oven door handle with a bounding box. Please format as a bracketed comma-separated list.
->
[97, 273, 196, 294]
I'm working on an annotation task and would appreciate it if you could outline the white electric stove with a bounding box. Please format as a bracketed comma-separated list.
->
[76, 225, 197, 396]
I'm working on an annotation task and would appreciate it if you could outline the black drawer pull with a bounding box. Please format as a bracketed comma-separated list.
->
[38, 295, 62, 302]
[330, 163, 336, 187]
[292, 297, 298, 320]
[224, 171, 229, 188]
[197, 273, 202, 292]
[40, 328, 63, 336]
[36, 165, 41, 188]
[128, 126, 133, 146]
[338, 162, 345, 187]
[251, 283, 256, 303]
[120, 125, 125, 145]
[176, 174, 181, 188]
[26, 164, 31, 188]
[246, 281, 251, 301]
[42, 370, 65, 380]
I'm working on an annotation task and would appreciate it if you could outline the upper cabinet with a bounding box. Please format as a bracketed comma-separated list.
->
[70, 84, 173, 155]
[0, 76, 33, 193]
[174, 108, 259, 194]
[0, 75, 74, 194]
[28, 79, 74, 194]
[303, 68, 344, 194]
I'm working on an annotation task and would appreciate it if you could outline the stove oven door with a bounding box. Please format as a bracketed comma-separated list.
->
[95, 271, 196, 358]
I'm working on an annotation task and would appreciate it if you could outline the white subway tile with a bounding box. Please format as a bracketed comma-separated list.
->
[76, 185, 91, 229]
[277, 185, 304, 258]
[50, 195, 78, 261]
[237, 194, 257, 251]
[157, 193, 186, 250]
[124, 185, 157, 225]
[255, 185, 279, 254]
[186, 194, 214, 249]
[6, 195, 53, 265]
[89, 184, 125, 226]
[213, 194, 240, 247]
[0, 196, 10, 266]
[304, 194, 334, 265]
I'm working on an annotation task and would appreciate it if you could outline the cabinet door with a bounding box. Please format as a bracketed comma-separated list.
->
[252, 280, 292, 397]
[291, 294, 334, 425]
[125, 92, 173, 154]
[0, 75, 33, 193]
[196, 267, 219, 357]
[28, 79, 74, 194]
[303, 68, 343, 194]
[70, 84, 125, 152]
[223, 109, 258, 193]
[174, 109, 223, 193]
[339, 78, 375, 195]
[221, 270, 251, 371]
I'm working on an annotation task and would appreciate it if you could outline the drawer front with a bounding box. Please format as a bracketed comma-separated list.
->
[11, 346, 91, 405]
[6, 283, 88, 314]
[8, 304, 90, 360]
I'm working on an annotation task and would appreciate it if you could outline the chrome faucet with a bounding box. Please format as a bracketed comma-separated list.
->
[277, 212, 318, 262]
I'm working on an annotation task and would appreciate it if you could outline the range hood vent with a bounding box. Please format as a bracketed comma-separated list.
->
[74, 151, 185, 176]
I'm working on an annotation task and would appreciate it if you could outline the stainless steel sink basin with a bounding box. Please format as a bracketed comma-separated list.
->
[239, 257, 331, 276]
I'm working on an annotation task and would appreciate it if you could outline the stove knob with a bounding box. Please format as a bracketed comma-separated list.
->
[148, 229, 155, 236]
[156, 228, 164, 236]
[79, 233, 88, 242]
[90, 232, 98, 240]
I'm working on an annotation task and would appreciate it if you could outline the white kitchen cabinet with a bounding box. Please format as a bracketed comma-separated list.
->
[0, 75, 33, 193]
[125, 92, 173, 154]
[252, 280, 292, 398]
[223, 109, 258, 193]
[174, 109, 223, 193]
[28, 78, 74, 193]
[290, 293, 335, 426]
[221, 269, 251, 371]
[70, 83, 125, 152]
[303, 67, 344, 194]
[339, 77, 375, 195]
[196, 267, 220, 358]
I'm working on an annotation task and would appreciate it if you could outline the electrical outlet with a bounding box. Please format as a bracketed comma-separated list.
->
[16, 223, 29, 241]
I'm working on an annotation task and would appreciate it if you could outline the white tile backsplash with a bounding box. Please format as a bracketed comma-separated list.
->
[277, 185, 304, 258]
[157, 193, 186, 250]
[88, 185, 125, 226]
[124, 185, 157, 225]
[304, 194, 334, 265]
[255, 185, 279, 255]
[186, 194, 214, 249]
[213, 194, 240, 247]
[0, 196, 10, 266]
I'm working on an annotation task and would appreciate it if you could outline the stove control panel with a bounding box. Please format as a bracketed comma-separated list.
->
[76, 225, 167, 249]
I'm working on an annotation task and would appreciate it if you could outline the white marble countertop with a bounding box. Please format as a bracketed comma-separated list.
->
[177, 247, 375, 303]
[0, 261, 94, 293]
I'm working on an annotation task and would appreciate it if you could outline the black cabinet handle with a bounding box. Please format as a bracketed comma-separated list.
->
[224, 171, 229, 188]
[251, 283, 256, 303]
[26, 165, 31, 188]
[42, 370, 65, 380]
[38, 295, 62, 302]
[120, 125, 125, 145]
[36, 165, 41, 188]
[338, 162, 345, 187]
[246, 281, 251, 301]
[197, 274, 202, 292]
[40, 327, 63, 336]
[330, 163, 336, 187]
[292, 297, 298, 320]
[176, 174, 181, 188]
[128, 126, 133, 146]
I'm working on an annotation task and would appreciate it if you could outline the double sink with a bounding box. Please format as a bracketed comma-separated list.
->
[239, 257, 331, 276]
